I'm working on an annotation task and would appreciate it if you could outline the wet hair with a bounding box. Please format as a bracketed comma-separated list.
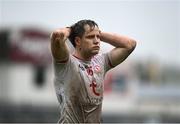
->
[68, 19, 98, 47]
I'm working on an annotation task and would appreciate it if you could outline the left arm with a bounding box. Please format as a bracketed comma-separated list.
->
[100, 31, 137, 67]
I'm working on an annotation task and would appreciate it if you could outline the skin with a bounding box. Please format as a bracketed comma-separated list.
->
[74, 25, 101, 61]
[50, 24, 136, 66]
[50, 27, 71, 62]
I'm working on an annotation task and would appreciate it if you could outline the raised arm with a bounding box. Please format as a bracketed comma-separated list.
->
[100, 31, 137, 67]
[50, 27, 71, 63]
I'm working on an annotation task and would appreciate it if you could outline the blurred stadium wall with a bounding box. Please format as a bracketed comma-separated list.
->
[0, 26, 180, 123]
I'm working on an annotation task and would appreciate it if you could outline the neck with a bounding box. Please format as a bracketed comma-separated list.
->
[73, 49, 93, 61]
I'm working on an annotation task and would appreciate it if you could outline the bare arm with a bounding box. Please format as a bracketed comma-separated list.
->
[100, 31, 137, 66]
[50, 27, 71, 63]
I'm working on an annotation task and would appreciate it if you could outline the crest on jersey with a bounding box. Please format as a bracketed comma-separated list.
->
[94, 65, 101, 73]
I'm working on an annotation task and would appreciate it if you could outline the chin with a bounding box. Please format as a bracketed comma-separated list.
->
[91, 50, 99, 55]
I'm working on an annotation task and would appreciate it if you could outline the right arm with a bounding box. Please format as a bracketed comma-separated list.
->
[50, 27, 71, 63]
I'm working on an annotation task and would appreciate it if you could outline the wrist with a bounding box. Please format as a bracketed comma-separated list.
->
[100, 31, 106, 42]
[63, 27, 70, 37]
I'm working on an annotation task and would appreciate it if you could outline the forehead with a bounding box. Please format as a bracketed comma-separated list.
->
[84, 24, 99, 35]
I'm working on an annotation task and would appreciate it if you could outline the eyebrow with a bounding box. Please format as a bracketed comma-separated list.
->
[85, 34, 94, 38]
[85, 33, 100, 38]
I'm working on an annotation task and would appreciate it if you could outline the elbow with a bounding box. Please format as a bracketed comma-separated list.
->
[127, 39, 137, 52]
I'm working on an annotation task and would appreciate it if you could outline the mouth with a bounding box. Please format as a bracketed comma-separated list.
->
[92, 46, 100, 49]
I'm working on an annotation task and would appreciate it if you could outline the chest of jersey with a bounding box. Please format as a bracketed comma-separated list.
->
[78, 62, 104, 104]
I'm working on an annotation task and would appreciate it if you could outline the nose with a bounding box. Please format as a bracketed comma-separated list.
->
[93, 36, 100, 44]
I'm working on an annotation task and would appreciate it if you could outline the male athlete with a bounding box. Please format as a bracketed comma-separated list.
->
[50, 19, 136, 123]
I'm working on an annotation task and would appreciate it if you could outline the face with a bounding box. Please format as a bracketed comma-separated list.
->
[78, 25, 101, 57]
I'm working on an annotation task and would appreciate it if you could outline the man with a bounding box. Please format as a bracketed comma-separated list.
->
[50, 19, 136, 123]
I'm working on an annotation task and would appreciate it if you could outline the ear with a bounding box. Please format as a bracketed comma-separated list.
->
[75, 36, 81, 47]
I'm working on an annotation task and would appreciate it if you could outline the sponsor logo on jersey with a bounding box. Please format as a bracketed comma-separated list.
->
[90, 80, 100, 96]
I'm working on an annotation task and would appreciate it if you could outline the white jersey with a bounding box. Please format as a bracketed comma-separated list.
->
[53, 53, 113, 123]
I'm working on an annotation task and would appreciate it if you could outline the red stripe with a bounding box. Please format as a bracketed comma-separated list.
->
[73, 54, 88, 61]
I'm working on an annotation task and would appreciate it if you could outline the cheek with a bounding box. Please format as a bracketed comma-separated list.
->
[83, 45, 90, 50]
[82, 41, 91, 48]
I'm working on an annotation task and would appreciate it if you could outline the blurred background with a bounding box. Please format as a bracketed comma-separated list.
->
[0, 0, 180, 123]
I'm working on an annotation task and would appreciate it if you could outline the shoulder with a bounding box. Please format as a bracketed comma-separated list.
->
[92, 53, 108, 62]
[93, 53, 114, 71]
[91, 53, 107, 66]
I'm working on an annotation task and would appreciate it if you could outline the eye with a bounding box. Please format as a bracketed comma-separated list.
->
[96, 35, 100, 39]
[86, 35, 94, 39]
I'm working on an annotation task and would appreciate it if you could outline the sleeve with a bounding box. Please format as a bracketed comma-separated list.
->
[103, 52, 115, 72]
[53, 55, 72, 82]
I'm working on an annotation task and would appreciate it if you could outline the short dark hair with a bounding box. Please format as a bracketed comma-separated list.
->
[68, 19, 98, 47]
